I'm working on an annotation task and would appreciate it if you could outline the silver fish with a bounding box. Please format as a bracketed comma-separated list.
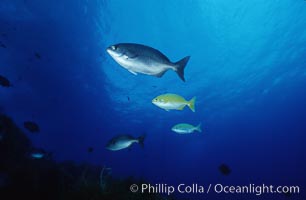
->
[106, 134, 145, 151]
[31, 153, 45, 159]
[29, 149, 51, 159]
[171, 123, 202, 134]
[106, 43, 190, 82]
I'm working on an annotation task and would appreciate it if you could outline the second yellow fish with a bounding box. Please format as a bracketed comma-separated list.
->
[152, 93, 196, 112]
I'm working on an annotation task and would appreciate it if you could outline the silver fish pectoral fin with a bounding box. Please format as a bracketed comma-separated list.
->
[123, 52, 138, 59]
[155, 69, 167, 78]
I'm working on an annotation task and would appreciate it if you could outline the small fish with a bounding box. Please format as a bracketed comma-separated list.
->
[0, 42, 6, 48]
[152, 93, 196, 112]
[1, 33, 8, 37]
[172, 123, 202, 134]
[106, 134, 145, 151]
[34, 52, 41, 59]
[31, 152, 45, 159]
[88, 147, 94, 153]
[0, 75, 11, 87]
[24, 121, 40, 133]
[219, 164, 231, 176]
[106, 43, 190, 82]
[29, 149, 51, 159]
[30, 149, 46, 159]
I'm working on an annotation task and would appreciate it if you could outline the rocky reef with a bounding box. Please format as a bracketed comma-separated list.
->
[0, 114, 175, 200]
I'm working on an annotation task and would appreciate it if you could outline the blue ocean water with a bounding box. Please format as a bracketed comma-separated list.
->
[0, 0, 306, 199]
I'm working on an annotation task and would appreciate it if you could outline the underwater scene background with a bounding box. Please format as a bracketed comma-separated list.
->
[0, 0, 306, 199]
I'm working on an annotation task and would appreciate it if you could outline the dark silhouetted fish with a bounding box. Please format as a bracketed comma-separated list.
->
[0, 75, 11, 87]
[24, 121, 40, 133]
[1, 33, 7, 37]
[0, 42, 6, 48]
[219, 164, 231, 176]
[35, 52, 41, 59]
[88, 147, 94, 153]
[106, 43, 190, 82]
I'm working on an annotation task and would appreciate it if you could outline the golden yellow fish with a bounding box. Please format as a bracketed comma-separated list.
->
[152, 93, 196, 112]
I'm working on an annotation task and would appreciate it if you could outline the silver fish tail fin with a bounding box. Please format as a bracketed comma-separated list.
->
[196, 123, 202, 133]
[138, 134, 146, 148]
[174, 56, 190, 82]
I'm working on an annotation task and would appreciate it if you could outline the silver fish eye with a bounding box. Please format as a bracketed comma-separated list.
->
[111, 45, 117, 50]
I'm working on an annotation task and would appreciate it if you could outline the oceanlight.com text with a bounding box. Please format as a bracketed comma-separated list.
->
[130, 183, 300, 196]
[214, 183, 300, 196]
